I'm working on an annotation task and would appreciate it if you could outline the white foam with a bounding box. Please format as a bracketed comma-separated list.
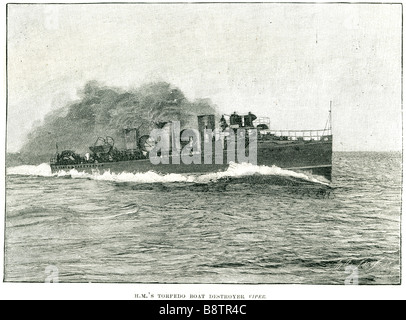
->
[6, 163, 53, 176]
[194, 162, 328, 185]
[6, 162, 328, 185]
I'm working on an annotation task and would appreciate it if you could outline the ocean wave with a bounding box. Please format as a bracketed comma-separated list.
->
[80, 204, 140, 220]
[7, 162, 329, 185]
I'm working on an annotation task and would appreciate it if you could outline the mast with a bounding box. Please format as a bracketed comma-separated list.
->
[323, 101, 333, 136]
[329, 100, 332, 133]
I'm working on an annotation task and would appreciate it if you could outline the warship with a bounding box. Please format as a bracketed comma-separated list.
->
[50, 110, 333, 181]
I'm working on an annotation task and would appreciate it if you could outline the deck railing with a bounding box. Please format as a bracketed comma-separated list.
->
[260, 128, 332, 141]
[253, 117, 271, 128]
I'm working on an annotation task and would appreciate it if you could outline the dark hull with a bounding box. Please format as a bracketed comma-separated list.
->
[257, 139, 332, 180]
[50, 137, 333, 181]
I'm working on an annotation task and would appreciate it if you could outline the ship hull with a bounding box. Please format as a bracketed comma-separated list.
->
[50, 137, 333, 181]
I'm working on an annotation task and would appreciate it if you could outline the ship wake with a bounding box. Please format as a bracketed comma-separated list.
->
[6, 163, 53, 176]
[7, 162, 330, 186]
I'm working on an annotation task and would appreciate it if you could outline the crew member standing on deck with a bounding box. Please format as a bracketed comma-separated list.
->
[230, 112, 242, 127]
[220, 115, 228, 131]
[244, 112, 257, 128]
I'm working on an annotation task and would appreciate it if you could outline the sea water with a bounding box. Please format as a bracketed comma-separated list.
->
[4, 152, 402, 284]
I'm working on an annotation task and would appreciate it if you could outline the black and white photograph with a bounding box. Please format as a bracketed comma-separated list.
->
[1, 0, 403, 299]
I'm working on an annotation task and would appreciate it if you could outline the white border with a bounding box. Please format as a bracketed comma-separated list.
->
[0, 0, 404, 300]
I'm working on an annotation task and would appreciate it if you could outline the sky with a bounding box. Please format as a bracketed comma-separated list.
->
[6, 2, 402, 152]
